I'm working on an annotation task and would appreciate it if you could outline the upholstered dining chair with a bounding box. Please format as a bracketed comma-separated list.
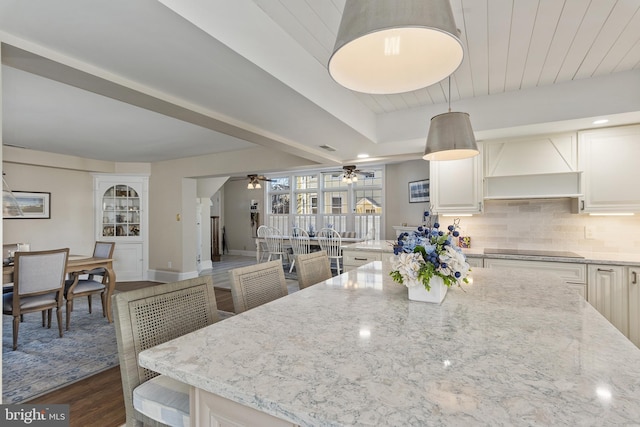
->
[229, 260, 288, 314]
[288, 227, 310, 273]
[264, 226, 288, 263]
[256, 225, 270, 263]
[317, 228, 343, 275]
[295, 251, 332, 289]
[64, 241, 115, 330]
[113, 276, 220, 427]
[2, 248, 69, 350]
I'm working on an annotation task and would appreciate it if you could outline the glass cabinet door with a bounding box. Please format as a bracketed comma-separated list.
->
[101, 185, 141, 237]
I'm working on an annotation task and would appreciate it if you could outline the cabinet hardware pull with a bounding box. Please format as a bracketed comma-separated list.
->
[633, 271, 638, 285]
[354, 257, 368, 261]
[581, 200, 585, 211]
[597, 268, 614, 272]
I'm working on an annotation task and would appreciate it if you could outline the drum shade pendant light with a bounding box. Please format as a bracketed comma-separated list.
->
[328, 0, 463, 94]
[423, 77, 478, 161]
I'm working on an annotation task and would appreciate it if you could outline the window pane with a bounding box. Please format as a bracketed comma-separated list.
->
[295, 175, 318, 189]
[354, 170, 383, 187]
[296, 193, 318, 214]
[322, 173, 344, 189]
[271, 194, 290, 214]
[354, 189, 382, 213]
[323, 191, 347, 214]
[269, 177, 290, 191]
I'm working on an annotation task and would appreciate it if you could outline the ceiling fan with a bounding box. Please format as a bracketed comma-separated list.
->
[328, 165, 375, 183]
[237, 174, 272, 189]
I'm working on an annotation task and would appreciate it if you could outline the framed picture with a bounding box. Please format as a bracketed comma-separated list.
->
[5, 191, 51, 219]
[408, 179, 430, 203]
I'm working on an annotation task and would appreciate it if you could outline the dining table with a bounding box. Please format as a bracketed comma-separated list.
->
[254, 236, 363, 263]
[139, 260, 640, 426]
[3, 254, 117, 323]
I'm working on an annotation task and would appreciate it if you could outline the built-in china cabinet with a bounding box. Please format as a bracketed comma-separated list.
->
[93, 174, 149, 281]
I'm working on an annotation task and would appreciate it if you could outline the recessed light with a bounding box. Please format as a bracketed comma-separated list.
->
[592, 119, 609, 125]
[357, 153, 370, 159]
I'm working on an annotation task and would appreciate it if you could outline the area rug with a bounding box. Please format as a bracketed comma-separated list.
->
[2, 298, 118, 404]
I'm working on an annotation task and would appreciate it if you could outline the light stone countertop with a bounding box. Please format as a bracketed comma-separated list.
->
[139, 263, 640, 426]
[342, 241, 640, 267]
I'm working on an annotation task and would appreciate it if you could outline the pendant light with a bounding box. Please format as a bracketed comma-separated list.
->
[423, 77, 478, 161]
[328, 0, 463, 94]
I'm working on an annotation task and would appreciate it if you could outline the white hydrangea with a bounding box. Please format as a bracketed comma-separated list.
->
[390, 252, 423, 286]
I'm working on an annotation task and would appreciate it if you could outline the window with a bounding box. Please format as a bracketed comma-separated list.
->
[265, 168, 383, 239]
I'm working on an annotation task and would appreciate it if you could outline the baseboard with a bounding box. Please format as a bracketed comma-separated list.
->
[147, 269, 199, 283]
[227, 249, 256, 257]
[199, 260, 213, 271]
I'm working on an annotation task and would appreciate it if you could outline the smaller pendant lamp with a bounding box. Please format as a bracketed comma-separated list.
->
[328, 0, 463, 94]
[423, 77, 478, 161]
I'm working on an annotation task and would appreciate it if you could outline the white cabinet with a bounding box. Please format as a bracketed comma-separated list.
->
[588, 265, 628, 336]
[628, 266, 640, 348]
[483, 258, 587, 298]
[483, 133, 582, 199]
[578, 125, 640, 213]
[93, 174, 149, 281]
[429, 143, 483, 215]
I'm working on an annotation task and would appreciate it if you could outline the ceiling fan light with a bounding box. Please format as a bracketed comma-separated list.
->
[423, 111, 479, 161]
[328, 0, 463, 94]
[352, 174, 358, 182]
[247, 182, 254, 190]
[255, 182, 262, 189]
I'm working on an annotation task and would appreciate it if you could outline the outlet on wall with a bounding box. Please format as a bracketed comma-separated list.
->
[168, 261, 172, 268]
[584, 226, 595, 240]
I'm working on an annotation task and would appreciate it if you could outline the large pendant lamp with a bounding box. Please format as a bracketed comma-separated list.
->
[328, 0, 463, 94]
[423, 77, 479, 161]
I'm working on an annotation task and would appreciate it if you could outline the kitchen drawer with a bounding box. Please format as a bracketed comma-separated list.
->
[343, 251, 382, 268]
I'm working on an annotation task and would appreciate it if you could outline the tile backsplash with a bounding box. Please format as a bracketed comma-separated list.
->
[455, 199, 640, 256]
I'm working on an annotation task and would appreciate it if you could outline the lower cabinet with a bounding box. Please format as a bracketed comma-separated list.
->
[588, 265, 628, 337]
[628, 267, 640, 348]
[483, 258, 587, 299]
[342, 250, 383, 272]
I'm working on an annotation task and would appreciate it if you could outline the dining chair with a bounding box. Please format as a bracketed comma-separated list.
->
[288, 227, 310, 273]
[317, 228, 343, 275]
[2, 248, 69, 350]
[228, 260, 288, 313]
[113, 276, 220, 427]
[295, 251, 332, 289]
[264, 226, 288, 263]
[256, 225, 270, 263]
[64, 241, 115, 330]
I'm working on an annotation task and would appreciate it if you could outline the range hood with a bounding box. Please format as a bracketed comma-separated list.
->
[483, 133, 583, 200]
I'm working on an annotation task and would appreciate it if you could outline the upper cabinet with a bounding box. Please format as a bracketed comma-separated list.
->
[578, 125, 640, 213]
[483, 133, 582, 199]
[429, 143, 483, 215]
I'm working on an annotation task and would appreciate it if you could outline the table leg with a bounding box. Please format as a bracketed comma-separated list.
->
[104, 264, 116, 323]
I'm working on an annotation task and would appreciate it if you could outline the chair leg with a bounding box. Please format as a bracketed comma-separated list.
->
[101, 291, 107, 318]
[87, 295, 93, 314]
[42, 310, 46, 327]
[56, 306, 63, 338]
[289, 258, 295, 273]
[13, 315, 19, 350]
[47, 309, 53, 329]
[66, 299, 72, 331]
[336, 259, 341, 275]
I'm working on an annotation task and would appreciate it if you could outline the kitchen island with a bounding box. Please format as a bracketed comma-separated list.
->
[139, 262, 640, 426]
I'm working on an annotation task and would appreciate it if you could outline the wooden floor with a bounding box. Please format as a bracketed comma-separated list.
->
[25, 255, 275, 427]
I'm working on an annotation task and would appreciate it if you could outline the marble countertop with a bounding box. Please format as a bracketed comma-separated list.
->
[342, 241, 640, 266]
[139, 263, 640, 426]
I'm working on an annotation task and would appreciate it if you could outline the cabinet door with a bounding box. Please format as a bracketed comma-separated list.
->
[112, 243, 143, 281]
[429, 146, 483, 214]
[629, 267, 640, 348]
[588, 265, 628, 336]
[579, 125, 640, 213]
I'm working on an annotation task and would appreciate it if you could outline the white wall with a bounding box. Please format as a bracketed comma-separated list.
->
[223, 179, 264, 255]
[384, 160, 431, 239]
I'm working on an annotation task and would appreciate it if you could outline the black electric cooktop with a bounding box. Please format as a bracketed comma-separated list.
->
[483, 248, 584, 259]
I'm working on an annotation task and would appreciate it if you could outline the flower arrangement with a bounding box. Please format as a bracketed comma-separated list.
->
[390, 219, 471, 291]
